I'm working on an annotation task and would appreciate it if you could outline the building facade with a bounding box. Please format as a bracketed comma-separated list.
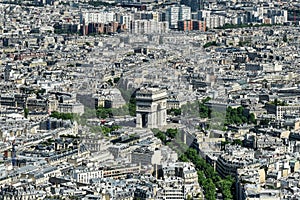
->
[136, 87, 167, 128]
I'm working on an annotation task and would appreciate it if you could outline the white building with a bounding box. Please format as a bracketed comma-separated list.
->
[179, 5, 191, 21]
[130, 20, 169, 34]
[166, 5, 191, 29]
[81, 12, 115, 24]
[166, 6, 180, 29]
[206, 14, 225, 29]
[72, 167, 103, 184]
[120, 14, 133, 29]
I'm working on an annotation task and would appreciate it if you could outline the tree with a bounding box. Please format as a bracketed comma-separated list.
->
[203, 179, 216, 200]
[202, 97, 211, 103]
[203, 41, 217, 48]
[173, 108, 181, 116]
[107, 79, 113, 86]
[187, 195, 193, 200]
[274, 98, 279, 106]
[128, 96, 136, 116]
[197, 171, 206, 185]
[199, 97, 212, 118]
[259, 118, 270, 126]
[113, 77, 120, 83]
[179, 154, 189, 162]
[24, 108, 29, 118]
[231, 139, 243, 146]
[50, 111, 74, 120]
[96, 106, 112, 119]
[167, 108, 181, 116]
[155, 130, 166, 143]
[111, 125, 120, 131]
[50, 111, 60, 118]
[283, 34, 288, 43]
[237, 106, 244, 115]
[270, 99, 287, 106]
[166, 128, 178, 139]
[225, 106, 255, 125]
[101, 126, 112, 136]
[88, 0, 116, 7]
[199, 103, 211, 118]
[248, 113, 256, 124]
[183, 147, 234, 200]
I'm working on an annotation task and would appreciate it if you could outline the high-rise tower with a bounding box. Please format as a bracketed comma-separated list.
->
[180, 0, 204, 12]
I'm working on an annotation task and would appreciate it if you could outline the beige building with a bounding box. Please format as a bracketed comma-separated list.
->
[131, 147, 162, 166]
[58, 102, 84, 115]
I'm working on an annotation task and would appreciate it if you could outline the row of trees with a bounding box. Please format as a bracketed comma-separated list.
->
[179, 148, 234, 200]
[182, 97, 258, 129]
[95, 100, 136, 119]
[50, 111, 74, 120]
[197, 98, 257, 126]
[269, 98, 288, 106]
[88, 0, 116, 7]
[203, 41, 218, 48]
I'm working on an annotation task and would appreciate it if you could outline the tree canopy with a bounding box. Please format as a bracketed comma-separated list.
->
[225, 106, 256, 125]
[199, 97, 212, 118]
[167, 108, 181, 116]
[152, 128, 178, 144]
[180, 148, 234, 200]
